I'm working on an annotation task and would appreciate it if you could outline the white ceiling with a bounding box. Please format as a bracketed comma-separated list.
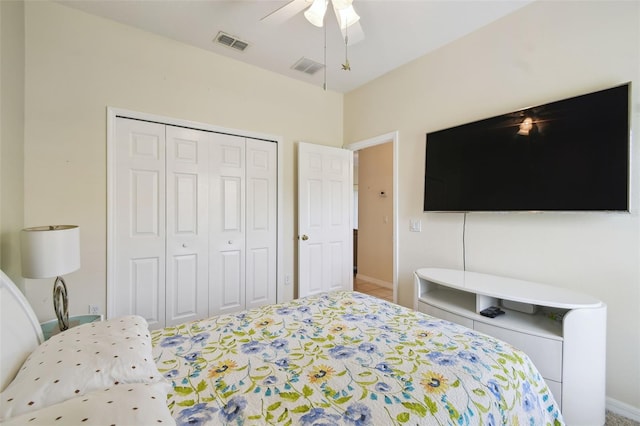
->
[57, 0, 534, 93]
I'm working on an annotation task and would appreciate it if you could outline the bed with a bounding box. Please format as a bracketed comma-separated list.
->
[0, 270, 563, 425]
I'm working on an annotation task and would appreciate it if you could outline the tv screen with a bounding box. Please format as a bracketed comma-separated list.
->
[424, 83, 630, 212]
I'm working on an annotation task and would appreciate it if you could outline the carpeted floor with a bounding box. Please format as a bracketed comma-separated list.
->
[606, 410, 640, 426]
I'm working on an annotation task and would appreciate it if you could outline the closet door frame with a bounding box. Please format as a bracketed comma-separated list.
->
[106, 107, 284, 320]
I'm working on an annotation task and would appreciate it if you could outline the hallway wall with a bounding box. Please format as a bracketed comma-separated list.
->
[356, 143, 393, 286]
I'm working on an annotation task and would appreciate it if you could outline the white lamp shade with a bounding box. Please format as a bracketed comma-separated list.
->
[304, 0, 328, 27]
[336, 4, 360, 28]
[21, 225, 80, 279]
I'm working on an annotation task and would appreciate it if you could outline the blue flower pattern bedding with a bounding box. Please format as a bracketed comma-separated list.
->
[152, 291, 563, 425]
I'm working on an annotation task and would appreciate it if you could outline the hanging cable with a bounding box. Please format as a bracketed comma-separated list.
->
[323, 19, 327, 90]
[462, 212, 467, 271]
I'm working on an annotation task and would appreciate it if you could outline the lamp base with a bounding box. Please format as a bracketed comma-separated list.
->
[53, 276, 69, 331]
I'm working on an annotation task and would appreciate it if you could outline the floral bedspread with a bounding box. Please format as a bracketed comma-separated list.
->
[151, 291, 563, 425]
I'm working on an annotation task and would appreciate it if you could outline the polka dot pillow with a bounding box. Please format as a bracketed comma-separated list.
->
[0, 382, 174, 425]
[0, 315, 164, 421]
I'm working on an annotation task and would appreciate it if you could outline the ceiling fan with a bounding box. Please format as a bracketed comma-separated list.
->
[261, 0, 365, 46]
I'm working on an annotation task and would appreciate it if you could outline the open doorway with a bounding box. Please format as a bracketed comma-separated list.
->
[346, 132, 398, 303]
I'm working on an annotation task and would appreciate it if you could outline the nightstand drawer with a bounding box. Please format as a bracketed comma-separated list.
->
[475, 321, 563, 382]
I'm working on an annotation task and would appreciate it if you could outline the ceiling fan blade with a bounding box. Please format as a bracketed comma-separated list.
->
[340, 21, 365, 46]
[260, 0, 310, 26]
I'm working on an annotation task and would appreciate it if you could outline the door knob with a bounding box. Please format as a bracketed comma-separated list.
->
[301, 235, 309, 241]
[182, 243, 188, 248]
[228, 240, 233, 244]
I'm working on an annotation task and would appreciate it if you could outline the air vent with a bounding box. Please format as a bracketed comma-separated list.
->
[214, 31, 249, 52]
[292, 57, 325, 75]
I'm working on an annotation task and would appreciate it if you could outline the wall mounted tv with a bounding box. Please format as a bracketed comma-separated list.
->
[424, 83, 630, 212]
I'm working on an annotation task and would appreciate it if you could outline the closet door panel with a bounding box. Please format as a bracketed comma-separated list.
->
[131, 257, 161, 325]
[246, 140, 277, 309]
[114, 118, 166, 329]
[132, 170, 161, 235]
[222, 177, 242, 230]
[220, 250, 243, 308]
[210, 134, 246, 315]
[165, 127, 210, 326]
[248, 248, 269, 301]
[171, 254, 199, 317]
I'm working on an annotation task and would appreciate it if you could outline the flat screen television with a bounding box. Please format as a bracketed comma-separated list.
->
[423, 83, 630, 212]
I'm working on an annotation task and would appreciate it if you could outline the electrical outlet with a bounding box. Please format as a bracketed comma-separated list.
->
[89, 304, 100, 315]
[284, 274, 291, 285]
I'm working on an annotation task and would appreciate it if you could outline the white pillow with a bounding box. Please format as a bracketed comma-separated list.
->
[0, 315, 163, 420]
[0, 382, 175, 425]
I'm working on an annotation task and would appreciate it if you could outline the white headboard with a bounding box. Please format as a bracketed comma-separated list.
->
[0, 270, 43, 391]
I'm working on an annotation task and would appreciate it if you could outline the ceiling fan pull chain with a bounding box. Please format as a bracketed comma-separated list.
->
[323, 19, 327, 90]
[342, 18, 350, 71]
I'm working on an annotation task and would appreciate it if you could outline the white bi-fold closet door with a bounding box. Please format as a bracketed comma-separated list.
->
[112, 117, 277, 329]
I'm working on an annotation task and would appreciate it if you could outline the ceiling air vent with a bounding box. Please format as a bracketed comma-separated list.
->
[214, 31, 249, 52]
[292, 57, 325, 75]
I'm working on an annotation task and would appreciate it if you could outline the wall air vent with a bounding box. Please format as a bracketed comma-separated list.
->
[292, 57, 325, 75]
[214, 31, 249, 52]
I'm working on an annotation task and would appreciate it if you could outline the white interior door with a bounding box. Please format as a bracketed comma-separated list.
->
[165, 126, 211, 326]
[297, 142, 353, 297]
[113, 118, 166, 328]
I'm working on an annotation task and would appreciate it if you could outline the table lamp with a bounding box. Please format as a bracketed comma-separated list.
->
[21, 225, 80, 331]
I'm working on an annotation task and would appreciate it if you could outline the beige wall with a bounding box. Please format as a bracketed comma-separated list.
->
[0, 0, 25, 289]
[22, 1, 343, 320]
[357, 142, 393, 285]
[345, 0, 640, 411]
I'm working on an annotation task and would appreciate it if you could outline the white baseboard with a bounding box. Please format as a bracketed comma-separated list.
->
[607, 397, 640, 422]
[355, 274, 393, 289]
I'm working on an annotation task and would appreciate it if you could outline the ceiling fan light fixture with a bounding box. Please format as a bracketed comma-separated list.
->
[304, 0, 328, 27]
[335, 4, 360, 29]
[332, 0, 359, 26]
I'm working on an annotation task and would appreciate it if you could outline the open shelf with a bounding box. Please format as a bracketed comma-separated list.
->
[417, 286, 564, 340]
